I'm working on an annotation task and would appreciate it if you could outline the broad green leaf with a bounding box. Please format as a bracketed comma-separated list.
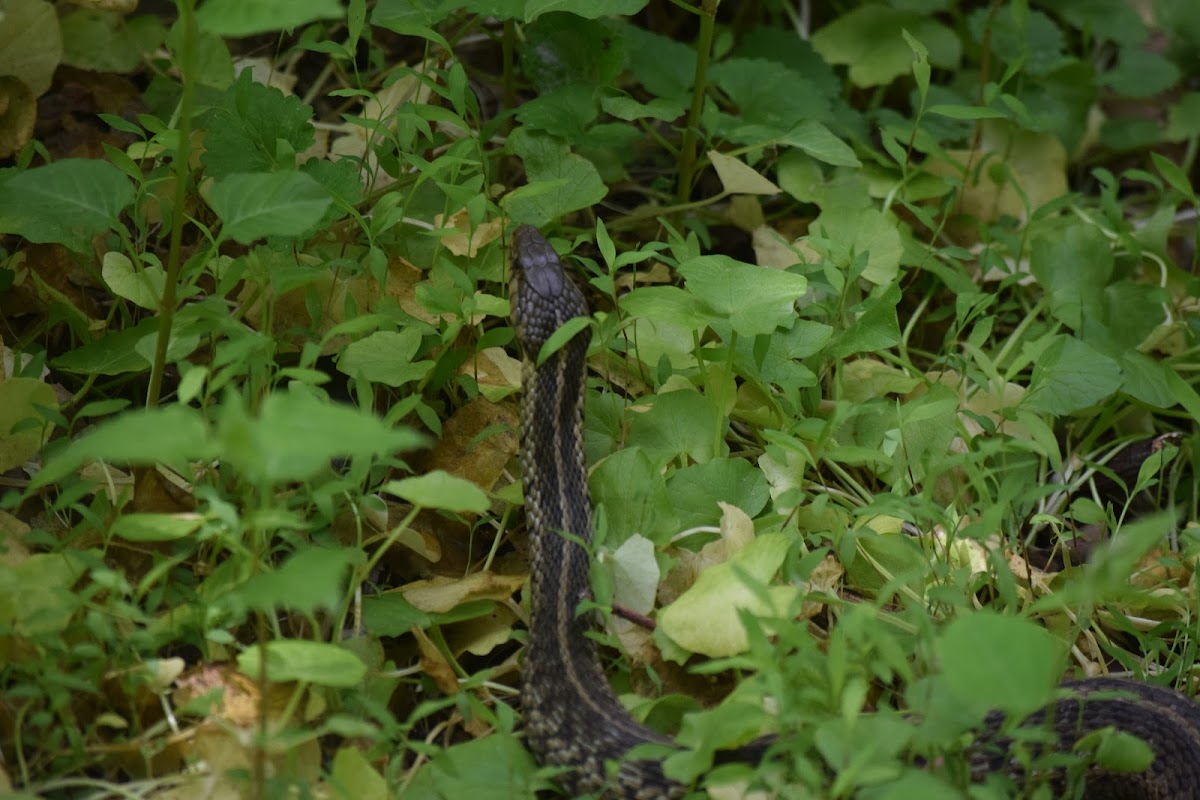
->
[363, 593, 432, 636]
[830, 286, 902, 358]
[620, 286, 711, 332]
[208, 171, 331, 243]
[812, 5, 961, 88]
[401, 730, 541, 798]
[505, 129, 606, 225]
[1024, 336, 1123, 415]
[32, 405, 213, 489]
[0, 553, 88, 637]
[934, 612, 1060, 719]
[519, 13, 623, 92]
[218, 391, 425, 484]
[0, 377, 56, 471]
[677, 256, 807, 338]
[52, 319, 157, 375]
[592, 447, 678, 546]
[658, 532, 798, 658]
[61, 9, 165, 74]
[1029, 221, 1111, 330]
[1101, 47, 1180, 99]
[525, 0, 647, 21]
[330, 748, 389, 800]
[382, 471, 489, 514]
[627, 389, 724, 466]
[0, 0, 62, 96]
[239, 547, 362, 614]
[196, 0, 342, 36]
[238, 640, 366, 687]
[666, 459, 770, 531]
[0, 159, 133, 252]
[337, 330, 431, 387]
[101, 252, 165, 310]
[808, 206, 903, 286]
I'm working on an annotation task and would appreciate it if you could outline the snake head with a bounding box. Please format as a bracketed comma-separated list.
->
[510, 224, 590, 353]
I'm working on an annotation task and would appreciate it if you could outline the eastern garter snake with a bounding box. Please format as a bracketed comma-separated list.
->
[509, 223, 1200, 798]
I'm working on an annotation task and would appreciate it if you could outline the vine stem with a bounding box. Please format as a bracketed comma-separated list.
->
[675, 0, 720, 210]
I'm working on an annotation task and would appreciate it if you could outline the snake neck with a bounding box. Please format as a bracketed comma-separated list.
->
[520, 339, 682, 799]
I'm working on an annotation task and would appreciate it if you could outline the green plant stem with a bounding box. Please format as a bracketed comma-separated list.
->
[145, 1, 196, 410]
[675, 0, 720, 211]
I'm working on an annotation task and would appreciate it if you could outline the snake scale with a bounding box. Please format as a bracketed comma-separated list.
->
[508, 223, 1200, 799]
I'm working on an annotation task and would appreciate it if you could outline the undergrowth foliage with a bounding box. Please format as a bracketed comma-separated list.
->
[1, 0, 1199, 798]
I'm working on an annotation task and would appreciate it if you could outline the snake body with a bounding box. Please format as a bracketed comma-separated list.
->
[509, 223, 1200, 799]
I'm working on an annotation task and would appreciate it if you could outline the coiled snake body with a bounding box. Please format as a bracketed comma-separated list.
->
[509, 224, 1200, 799]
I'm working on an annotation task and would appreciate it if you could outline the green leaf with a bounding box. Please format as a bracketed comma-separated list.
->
[627, 389, 724, 466]
[337, 330, 431, 387]
[812, 5, 961, 88]
[1030, 221, 1113, 332]
[519, 13, 623, 92]
[237, 640, 367, 687]
[1024, 336, 1123, 415]
[0, 553, 88, 637]
[195, 0, 342, 36]
[600, 94, 684, 122]
[505, 128, 606, 225]
[591, 447, 678, 546]
[382, 471, 489, 514]
[535, 315, 590, 366]
[32, 405, 213, 489]
[1101, 47, 1181, 99]
[363, 593, 431, 636]
[525, 0, 647, 21]
[778, 120, 860, 168]
[402, 730, 541, 799]
[53, 319, 157, 375]
[677, 256, 808, 338]
[201, 70, 317, 177]
[101, 252, 166, 310]
[0, 377, 56, 472]
[218, 391, 425, 484]
[809, 206, 903, 286]
[620, 286, 711, 332]
[209, 171, 331, 243]
[658, 533, 798, 658]
[666, 459, 770, 531]
[61, 10, 165, 74]
[109, 513, 204, 543]
[240, 547, 361, 614]
[934, 612, 1061, 719]
[0, 159, 134, 252]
